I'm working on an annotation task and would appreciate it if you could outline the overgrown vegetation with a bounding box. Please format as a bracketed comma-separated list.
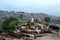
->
[0, 17, 19, 34]
[2, 17, 19, 31]
[0, 16, 29, 34]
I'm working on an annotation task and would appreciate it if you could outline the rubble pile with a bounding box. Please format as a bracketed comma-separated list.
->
[0, 18, 59, 40]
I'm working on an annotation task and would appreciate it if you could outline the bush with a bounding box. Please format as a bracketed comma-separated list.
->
[2, 17, 19, 31]
[9, 21, 19, 30]
[0, 27, 4, 34]
[44, 17, 50, 22]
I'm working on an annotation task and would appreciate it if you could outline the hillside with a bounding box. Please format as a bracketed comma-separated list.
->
[0, 10, 60, 21]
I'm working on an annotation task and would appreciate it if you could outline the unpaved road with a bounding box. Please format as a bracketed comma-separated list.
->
[34, 34, 60, 40]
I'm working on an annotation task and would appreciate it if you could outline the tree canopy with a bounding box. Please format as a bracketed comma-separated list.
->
[44, 17, 50, 22]
[2, 16, 19, 31]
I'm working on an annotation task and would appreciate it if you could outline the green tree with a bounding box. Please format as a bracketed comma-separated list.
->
[0, 27, 3, 34]
[9, 21, 19, 30]
[2, 16, 19, 31]
[44, 17, 50, 22]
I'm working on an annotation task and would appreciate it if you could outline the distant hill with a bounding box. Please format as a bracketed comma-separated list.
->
[0, 10, 60, 21]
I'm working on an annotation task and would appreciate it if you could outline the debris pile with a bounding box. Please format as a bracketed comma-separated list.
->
[1, 18, 59, 40]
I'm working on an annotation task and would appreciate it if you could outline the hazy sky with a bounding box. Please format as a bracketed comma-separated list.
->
[0, 0, 60, 16]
